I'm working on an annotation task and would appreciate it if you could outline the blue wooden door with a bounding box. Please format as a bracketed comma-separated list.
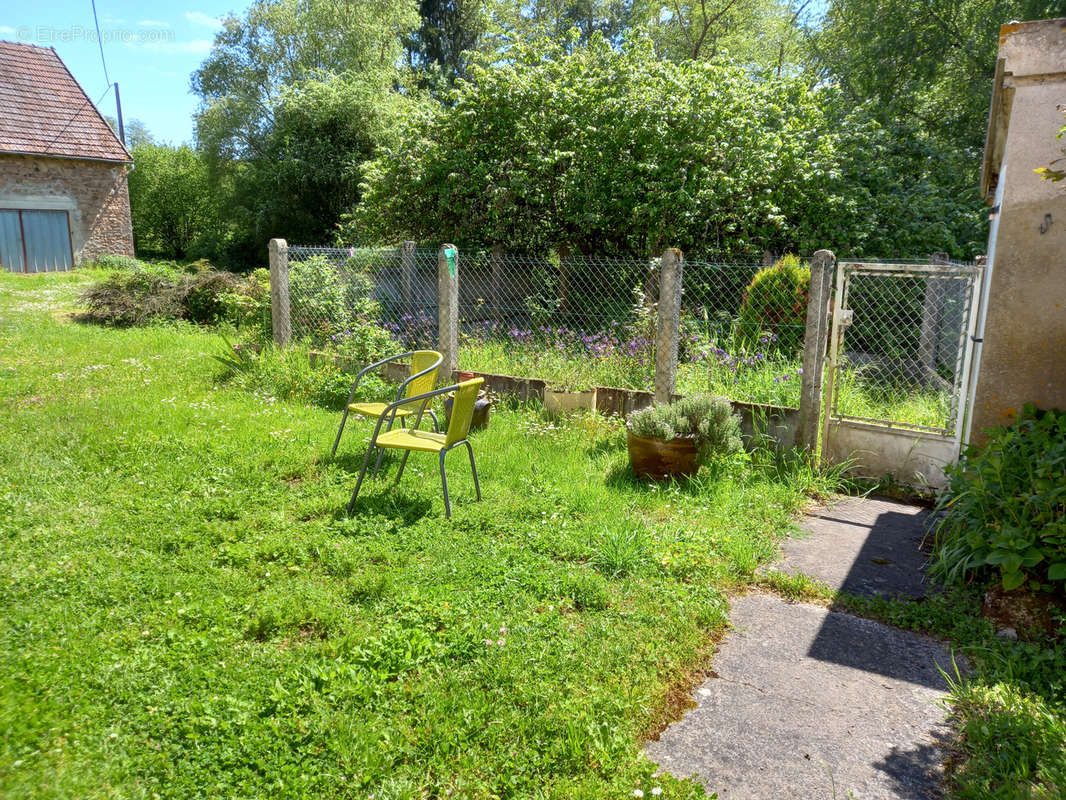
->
[21, 211, 72, 272]
[0, 210, 24, 272]
[0, 210, 73, 272]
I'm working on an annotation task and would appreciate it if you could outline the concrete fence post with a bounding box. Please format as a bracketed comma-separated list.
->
[438, 243, 459, 377]
[401, 240, 416, 317]
[491, 243, 504, 323]
[919, 251, 949, 374]
[268, 238, 291, 347]
[797, 249, 835, 452]
[557, 243, 572, 315]
[655, 248, 683, 404]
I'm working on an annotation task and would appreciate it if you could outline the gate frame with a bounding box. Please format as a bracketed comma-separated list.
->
[820, 260, 983, 488]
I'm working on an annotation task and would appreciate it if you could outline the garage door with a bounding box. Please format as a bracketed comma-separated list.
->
[0, 209, 73, 272]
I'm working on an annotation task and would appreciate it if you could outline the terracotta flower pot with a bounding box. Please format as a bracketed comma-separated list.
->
[456, 370, 478, 382]
[626, 430, 700, 480]
[544, 388, 597, 416]
[443, 392, 493, 432]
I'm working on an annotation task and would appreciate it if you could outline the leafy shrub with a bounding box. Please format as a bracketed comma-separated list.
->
[289, 256, 347, 340]
[179, 270, 265, 325]
[79, 263, 264, 328]
[287, 256, 385, 346]
[89, 254, 144, 272]
[627, 394, 743, 462]
[79, 270, 184, 326]
[333, 319, 398, 366]
[931, 406, 1066, 592]
[736, 255, 810, 355]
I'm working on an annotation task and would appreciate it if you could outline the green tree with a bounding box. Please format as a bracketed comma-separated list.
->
[811, 0, 1065, 152]
[104, 116, 154, 150]
[191, 0, 420, 265]
[233, 74, 416, 252]
[648, 0, 811, 69]
[352, 34, 990, 258]
[405, 0, 492, 88]
[353, 35, 859, 255]
[127, 144, 226, 260]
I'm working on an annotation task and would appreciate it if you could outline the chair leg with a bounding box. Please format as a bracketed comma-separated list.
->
[347, 440, 378, 514]
[439, 449, 451, 518]
[373, 416, 397, 476]
[464, 441, 482, 502]
[331, 408, 350, 456]
[427, 409, 440, 432]
[395, 450, 411, 484]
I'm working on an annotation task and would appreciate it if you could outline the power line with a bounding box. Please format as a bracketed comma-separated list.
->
[91, 0, 111, 86]
[40, 83, 114, 157]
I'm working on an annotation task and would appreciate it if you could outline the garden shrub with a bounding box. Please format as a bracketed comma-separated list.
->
[79, 270, 184, 326]
[79, 263, 264, 328]
[736, 254, 810, 355]
[289, 256, 347, 340]
[627, 394, 743, 462]
[931, 405, 1066, 592]
[332, 320, 397, 366]
[179, 270, 265, 325]
[89, 254, 144, 272]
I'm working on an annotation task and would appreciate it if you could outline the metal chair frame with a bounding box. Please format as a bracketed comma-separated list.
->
[330, 351, 442, 457]
[347, 381, 482, 518]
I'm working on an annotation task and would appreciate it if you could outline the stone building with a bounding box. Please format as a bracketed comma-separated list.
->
[970, 18, 1066, 438]
[0, 41, 133, 272]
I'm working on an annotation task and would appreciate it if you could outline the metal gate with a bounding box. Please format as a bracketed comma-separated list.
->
[821, 260, 983, 489]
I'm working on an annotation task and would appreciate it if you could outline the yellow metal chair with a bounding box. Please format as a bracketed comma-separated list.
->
[330, 350, 443, 457]
[347, 378, 484, 518]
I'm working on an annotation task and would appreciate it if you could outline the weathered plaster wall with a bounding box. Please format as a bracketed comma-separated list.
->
[973, 19, 1066, 437]
[0, 154, 134, 266]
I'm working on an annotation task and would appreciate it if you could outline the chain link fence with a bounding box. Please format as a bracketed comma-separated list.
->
[280, 244, 973, 420]
[830, 260, 980, 432]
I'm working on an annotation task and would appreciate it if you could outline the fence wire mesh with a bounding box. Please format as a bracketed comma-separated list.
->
[831, 261, 979, 433]
[287, 245, 439, 349]
[286, 245, 808, 403]
[282, 245, 974, 420]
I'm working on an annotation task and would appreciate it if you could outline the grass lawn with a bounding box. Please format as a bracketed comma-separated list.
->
[0, 271, 833, 799]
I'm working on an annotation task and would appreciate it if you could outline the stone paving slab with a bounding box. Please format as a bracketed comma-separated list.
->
[775, 496, 935, 599]
[645, 592, 957, 800]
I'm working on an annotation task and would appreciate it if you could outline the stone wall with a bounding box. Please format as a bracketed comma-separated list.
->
[0, 153, 134, 266]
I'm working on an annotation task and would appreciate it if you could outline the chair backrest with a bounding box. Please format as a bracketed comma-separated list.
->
[445, 378, 484, 445]
[403, 350, 443, 401]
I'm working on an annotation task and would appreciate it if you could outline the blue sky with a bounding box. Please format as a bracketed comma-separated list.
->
[1, 1, 239, 144]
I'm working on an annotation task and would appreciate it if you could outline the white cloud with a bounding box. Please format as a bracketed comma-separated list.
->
[184, 11, 222, 28]
[0, 25, 15, 35]
[137, 20, 171, 28]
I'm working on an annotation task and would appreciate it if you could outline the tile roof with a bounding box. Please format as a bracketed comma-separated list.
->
[0, 41, 131, 163]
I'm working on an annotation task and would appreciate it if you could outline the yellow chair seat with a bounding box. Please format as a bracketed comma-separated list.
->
[348, 401, 417, 417]
[375, 428, 447, 453]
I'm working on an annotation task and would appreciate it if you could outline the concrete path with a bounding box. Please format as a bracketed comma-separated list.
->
[777, 496, 934, 600]
[646, 496, 958, 800]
